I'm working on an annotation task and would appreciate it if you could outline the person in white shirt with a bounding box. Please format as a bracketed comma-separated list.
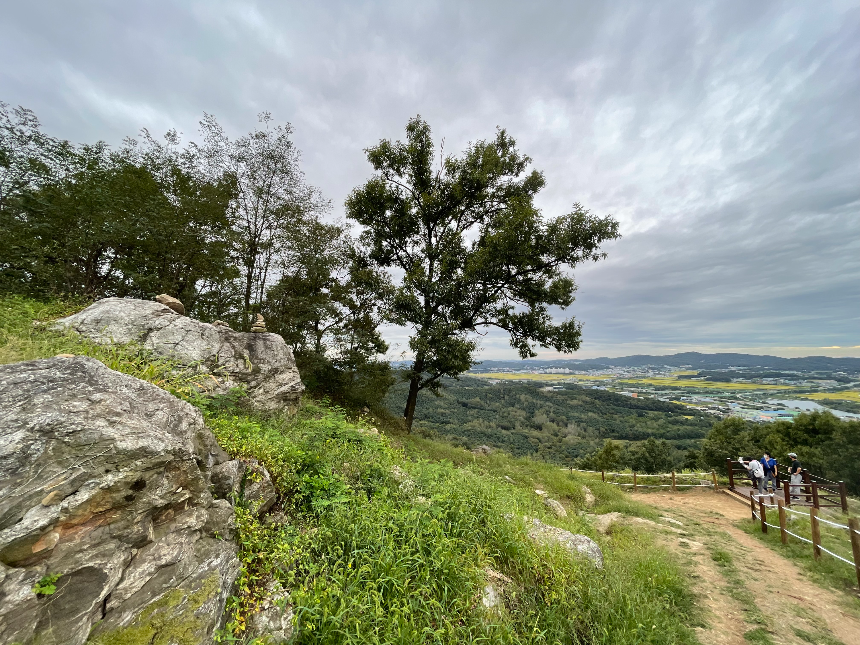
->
[738, 456, 765, 495]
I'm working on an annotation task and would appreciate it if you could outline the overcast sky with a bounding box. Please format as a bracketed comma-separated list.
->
[2, 1, 858, 359]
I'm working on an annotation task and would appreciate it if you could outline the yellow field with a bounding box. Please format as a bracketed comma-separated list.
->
[800, 390, 860, 403]
[617, 377, 798, 391]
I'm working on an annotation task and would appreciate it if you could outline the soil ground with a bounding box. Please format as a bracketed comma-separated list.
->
[623, 489, 860, 645]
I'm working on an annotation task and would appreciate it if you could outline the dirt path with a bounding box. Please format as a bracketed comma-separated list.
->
[628, 490, 860, 645]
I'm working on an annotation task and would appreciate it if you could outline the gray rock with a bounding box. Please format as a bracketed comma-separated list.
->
[527, 518, 604, 568]
[211, 460, 247, 501]
[582, 485, 596, 508]
[54, 298, 304, 412]
[247, 580, 293, 643]
[588, 511, 622, 535]
[243, 460, 276, 516]
[481, 568, 513, 611]
[210, 459, 275, 516]
[472, 445, 493, 456]
[0, 357, 239, 645]
[544, 498, 568, 518]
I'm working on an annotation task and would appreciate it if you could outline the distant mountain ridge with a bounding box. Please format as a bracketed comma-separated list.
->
[466, 352, 860, 372]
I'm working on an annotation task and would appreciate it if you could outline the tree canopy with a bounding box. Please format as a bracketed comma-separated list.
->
[347, 116, 620, 429]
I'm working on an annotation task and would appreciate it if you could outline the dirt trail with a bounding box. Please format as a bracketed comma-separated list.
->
[630, 489, 860, 645]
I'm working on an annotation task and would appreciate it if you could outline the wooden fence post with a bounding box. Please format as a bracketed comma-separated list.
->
[810, 507, 821, 561]
[671, 471, 676, 492]
[633, 472, 637, 492]
[784, 479, 792, 506]
[749, 491, 756, 521]
[811, 481, 820, 509]
[803, 470, 812, 504]
[759, 498, 767, 533]
[601, 470, 605, 482]
[727, 458, 735, 490]
[839, 482, 848, 514]
[777, 499, 787, 544]
[712, 470, 719, 491]
[848, 518, 860, 589]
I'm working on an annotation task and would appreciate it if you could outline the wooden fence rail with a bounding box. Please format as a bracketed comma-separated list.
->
[567, 468, 718, 490]
[727, 458, 848, 512]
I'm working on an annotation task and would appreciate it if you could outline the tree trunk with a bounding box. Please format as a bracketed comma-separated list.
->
[403, 375, 420, 433]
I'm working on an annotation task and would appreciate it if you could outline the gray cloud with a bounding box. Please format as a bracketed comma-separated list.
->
[2, 0, 858, 358]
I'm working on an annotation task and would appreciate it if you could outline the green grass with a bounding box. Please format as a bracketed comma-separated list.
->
[705, 546, 771, 630]
[1, 295, 705, 644]
[742, 627, 776, 645]
[208, 402, 700, 644]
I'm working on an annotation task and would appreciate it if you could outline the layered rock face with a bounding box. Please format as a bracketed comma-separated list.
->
[54, 298, 304, 412]
[0, 357, 240, 645]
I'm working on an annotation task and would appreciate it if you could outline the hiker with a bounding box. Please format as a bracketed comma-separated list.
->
[788, 452, 803, 500]
[760, 452, 778, 494]
[738, 456, 765, 495]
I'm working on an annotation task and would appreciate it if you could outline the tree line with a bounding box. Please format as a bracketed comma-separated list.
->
[0, 104, 390, 405]
[1, 104, 619, 422]
[577, 409, 860, 493]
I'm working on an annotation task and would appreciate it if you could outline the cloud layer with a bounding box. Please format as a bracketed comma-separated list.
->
[2, 0, 858, 358]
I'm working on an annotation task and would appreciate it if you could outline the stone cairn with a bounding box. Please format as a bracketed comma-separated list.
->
[155, 293, 185, 315]
[251, 314, 267, 333]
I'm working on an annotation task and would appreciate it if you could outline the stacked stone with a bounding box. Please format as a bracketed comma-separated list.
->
[251, 314, 267, 333]
[155, 293, 185, 315]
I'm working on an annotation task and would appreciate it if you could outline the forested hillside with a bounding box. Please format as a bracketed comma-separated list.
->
[384, 376, 712, 466]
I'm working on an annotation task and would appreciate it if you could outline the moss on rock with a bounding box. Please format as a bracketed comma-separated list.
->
[87, 574, 220, 645]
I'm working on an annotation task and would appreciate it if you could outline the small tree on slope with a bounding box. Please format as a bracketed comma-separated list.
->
[346, 117, 620, 431]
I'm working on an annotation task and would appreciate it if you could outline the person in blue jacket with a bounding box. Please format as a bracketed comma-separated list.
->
[760, 452, 778, 494]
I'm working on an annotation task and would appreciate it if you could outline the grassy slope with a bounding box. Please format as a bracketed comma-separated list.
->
[1, 296, 702, 645]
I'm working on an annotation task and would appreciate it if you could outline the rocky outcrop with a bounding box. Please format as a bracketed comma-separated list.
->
[0, 356, 240, 645]
[527, 518, 604, 568]
[54, 298, 304, 412]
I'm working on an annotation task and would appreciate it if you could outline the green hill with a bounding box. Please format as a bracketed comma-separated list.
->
[384, 376, 712, 466]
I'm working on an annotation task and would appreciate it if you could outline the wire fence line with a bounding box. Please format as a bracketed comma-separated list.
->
[778, 504, 850, 530]
[569, 468, 714, 478]
[747, 492, 860, 584]
[819, 545, 855, 566]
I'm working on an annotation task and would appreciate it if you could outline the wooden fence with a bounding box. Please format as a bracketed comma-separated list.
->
[568, 468, 719, 492]
[726, 458, 848, 512]
[748, 490, 860, 587]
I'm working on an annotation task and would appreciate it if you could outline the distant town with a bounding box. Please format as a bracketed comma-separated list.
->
[466, 354, 860, 422]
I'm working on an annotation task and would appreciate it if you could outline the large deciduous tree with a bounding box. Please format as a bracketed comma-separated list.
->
[199, 112, 328, 329]
[346, 117, 620, 430]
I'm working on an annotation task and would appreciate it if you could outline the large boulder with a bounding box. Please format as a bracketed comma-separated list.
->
[0, 356, 240, 645]
[53, 298, 304, 412]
